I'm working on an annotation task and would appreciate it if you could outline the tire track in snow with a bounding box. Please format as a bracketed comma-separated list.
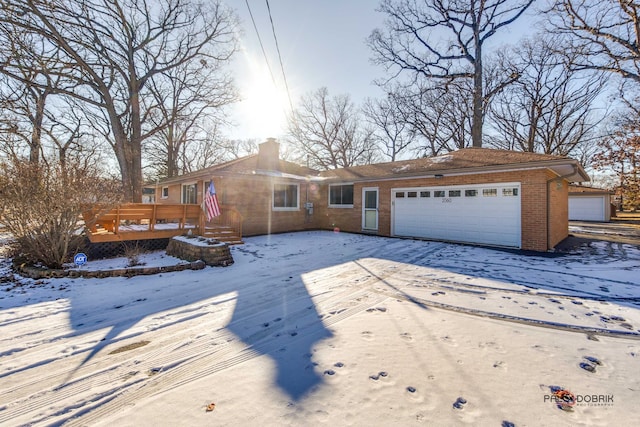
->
[64, 289, 387, 426]
[0, 275, 383, 426]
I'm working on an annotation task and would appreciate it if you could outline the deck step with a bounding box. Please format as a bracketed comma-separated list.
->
[203, 227, 243, 245]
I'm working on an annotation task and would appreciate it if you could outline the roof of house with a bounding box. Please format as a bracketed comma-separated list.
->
[157, 154, 319, 185]
[155, 147, 589, 186]
[569, 184, 613, 195]
[319, 148, 589, 183]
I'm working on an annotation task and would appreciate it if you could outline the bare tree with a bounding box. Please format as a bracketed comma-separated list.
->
[0, 0, 239, 202]
[592, 118, 640, 210]
[383, 80, 474, 157]
[144, 57, 238, 179]
[287, 88, 379, 170]
[548, 0, 640, 83]
[0, 27, 69, 164]
[368, 0, 533, 148]
[487, 35, 606, 156]
[363, 95, 414, 161]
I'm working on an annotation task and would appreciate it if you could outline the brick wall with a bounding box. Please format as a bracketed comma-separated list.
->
[217, 176, 319, 236]
[547, 171, 569, 249]
[315, 169, 559, 251]
[158, 168, 570, 252]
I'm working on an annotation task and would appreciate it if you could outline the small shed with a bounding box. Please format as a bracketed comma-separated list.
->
[568, 185, 613, 222]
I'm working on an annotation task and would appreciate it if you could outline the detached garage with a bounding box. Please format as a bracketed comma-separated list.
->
[568, 185, 612, 222]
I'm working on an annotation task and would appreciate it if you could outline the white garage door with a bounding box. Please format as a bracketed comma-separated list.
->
[392, 183, 521, 248]
[569, 196, 605, 222]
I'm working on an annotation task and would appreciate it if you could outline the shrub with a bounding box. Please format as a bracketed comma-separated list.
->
[0, 157, 122, 269]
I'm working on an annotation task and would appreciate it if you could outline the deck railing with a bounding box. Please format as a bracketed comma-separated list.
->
[82, 203, 242, 243]
[201, 205, 243, 237]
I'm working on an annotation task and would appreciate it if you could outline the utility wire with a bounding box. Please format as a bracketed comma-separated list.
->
[265, 0, 295, 112]
[244, 0, 279, 90]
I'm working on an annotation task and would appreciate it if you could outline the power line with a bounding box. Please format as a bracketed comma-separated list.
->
[265, 0, 294, 112]
[244, 0, 279, 90]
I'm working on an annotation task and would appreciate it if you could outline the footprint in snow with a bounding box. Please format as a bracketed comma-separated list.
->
[580, 362, 596, 373]
[452, 397, 467, 409]
[400, 332, 413, 342]
[361, 331, 374, 341]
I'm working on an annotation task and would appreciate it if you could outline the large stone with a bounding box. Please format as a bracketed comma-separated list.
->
[166, 236, 234, 267]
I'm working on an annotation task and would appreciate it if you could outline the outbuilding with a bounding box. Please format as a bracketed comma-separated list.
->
[568, 185, 613, 222]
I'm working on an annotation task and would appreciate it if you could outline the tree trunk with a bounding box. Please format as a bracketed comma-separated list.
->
[29, 91, 47, 164]
[472, 32, 483, 148]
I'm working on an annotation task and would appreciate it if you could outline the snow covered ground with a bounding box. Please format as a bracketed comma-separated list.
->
[1, 231, 639, 426]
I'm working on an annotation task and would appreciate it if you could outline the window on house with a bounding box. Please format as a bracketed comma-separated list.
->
[465, 189, 477, 197]
[434, 190, 446, 197]
[503, 188, 518, 196]
[449, 190, 461, 197]
[482, 188, 497, 197]
[273, 183, 299, 210]
[161, 187, 169, 199]
[420, 191, 430, 198]
[329, 184, 354, 206]
[396, 192, 405, 198]
[407, 191, 417, 198]
[181, 183, 197, 204]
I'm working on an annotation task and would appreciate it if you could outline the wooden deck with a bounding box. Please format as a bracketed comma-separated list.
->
[83, 203, 243, 244]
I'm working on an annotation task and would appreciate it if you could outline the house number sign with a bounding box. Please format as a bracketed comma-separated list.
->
[442, 198, 452, 203]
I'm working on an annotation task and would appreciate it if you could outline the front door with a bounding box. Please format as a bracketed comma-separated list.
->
[362, 187, 378, 231]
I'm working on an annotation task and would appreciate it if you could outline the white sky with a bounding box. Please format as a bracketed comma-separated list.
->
[226, 0, 544, 142]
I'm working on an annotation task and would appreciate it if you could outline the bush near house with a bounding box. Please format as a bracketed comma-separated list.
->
[0, 157, 122, 269]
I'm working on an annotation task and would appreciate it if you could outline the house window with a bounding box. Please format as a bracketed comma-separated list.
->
[396, 192, 405, 198]
[420, 191, 430, 198]
[181, 183, 197, 204]
[482, 188, 497, 197]
[449, 190, 461, 197]
[503, 188, 519, 196]
[273, 183, 299, 210]
[408, 191, 418, 198]
[329, 184, 354, 207]
[465, 189, 477, 197]
[161, 187, 169, 199]
[434, 190, 445, 197]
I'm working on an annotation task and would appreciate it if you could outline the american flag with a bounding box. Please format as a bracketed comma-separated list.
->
[204, 180, 221, 221]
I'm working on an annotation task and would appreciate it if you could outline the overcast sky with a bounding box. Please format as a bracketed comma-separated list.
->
[226, 1, 542, 142]
[227, 0, 386, 141]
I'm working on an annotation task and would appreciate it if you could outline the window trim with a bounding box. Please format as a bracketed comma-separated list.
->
[181, 182, 198, 204]
[161, 186, 169, 199]
[328, 183, 354, 208]
[272, 182, 300, 211]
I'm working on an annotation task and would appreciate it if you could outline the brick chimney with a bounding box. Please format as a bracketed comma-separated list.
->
[257, 138, 280, 170]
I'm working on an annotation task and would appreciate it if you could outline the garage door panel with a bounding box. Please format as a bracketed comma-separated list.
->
[393, 183, 521, 248]
[568, 197, 605, 221]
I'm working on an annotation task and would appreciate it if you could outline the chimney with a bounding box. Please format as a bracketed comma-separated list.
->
[257, 138, 280, 170]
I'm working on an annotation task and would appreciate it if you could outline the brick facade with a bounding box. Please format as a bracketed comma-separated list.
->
[155, 143, 584, 252]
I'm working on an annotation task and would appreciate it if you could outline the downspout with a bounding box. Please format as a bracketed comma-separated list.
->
[546, 164, 578, 250]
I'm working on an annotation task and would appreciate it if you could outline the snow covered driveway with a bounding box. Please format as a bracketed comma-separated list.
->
[1, 231, 639, 426]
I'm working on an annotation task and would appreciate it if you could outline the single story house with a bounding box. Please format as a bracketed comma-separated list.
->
[154, 138, 589, 252]
[568, 185, 613, 222]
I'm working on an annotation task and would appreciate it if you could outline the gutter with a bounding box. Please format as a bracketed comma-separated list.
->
[319, 159, 590, 184]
